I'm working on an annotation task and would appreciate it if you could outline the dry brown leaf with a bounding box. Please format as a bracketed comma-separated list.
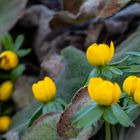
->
[50, 0, 130, 30]
[57, 87, 102, 140]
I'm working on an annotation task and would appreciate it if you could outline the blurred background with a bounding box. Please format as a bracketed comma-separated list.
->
[0, 0, 140, 140]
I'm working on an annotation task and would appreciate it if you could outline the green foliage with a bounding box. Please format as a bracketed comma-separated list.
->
[86, 67, 100, 84]
[10, 98, 66, 137]
[73, 102, 104, 129]
[10, 64, 25, 82]
[101, 67, 113, 80]
[10, 101, 43, 136]
[111, 104, 134, 127]
[56, 47, 92, 103]
[103, 107, 117, 125]
[0, 33, 31, 57]
[21, 113, 60, 140]
[126, 104, 140, 121]
[42, 99, 66, 115]
[73, 102, 97, 123]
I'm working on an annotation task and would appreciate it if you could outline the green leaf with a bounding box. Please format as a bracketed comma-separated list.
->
[109, 56, 129, 65]
[126, 104, 140, 121]
[86, 67, 100, 85]
[0, 33, 13, 50]
[108, 66, 123, 75]
[43, 103, 56, 114]
[42, 101, 63, 115]
[123, 65, 140, 73]
[21, 113, 60, 140]
[75, 105, 104, 128]
[73, 102, 97, 123]
[56, 47, 92, 103]
[10, 101, 43, 136]
[29, 107, 43, 126]
[101, 67, 112, 79]
[17, 48, 31, 57]
[55, 98, 67, 107]
[111, 104, 134, 127]
[123, 97, 130, 107]
[11, 64, 25, 81]
[14, 34, 24, 51]
[125, 51, 140, 57]
[103, 107, 117, 125]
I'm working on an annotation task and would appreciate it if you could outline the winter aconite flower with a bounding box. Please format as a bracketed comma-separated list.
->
[32, 76, 56, 103]
[123, 76, 140, 105]
[86, 41, 114, 66]
[123, 76, 140, 96]
[88, 77, 121, 106]
[0, 81, 13, 101]
[0, 116, 11, 132]
[0, 51, 19, 70]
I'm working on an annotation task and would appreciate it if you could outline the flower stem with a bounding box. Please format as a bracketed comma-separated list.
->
[105, 121, 111, 140]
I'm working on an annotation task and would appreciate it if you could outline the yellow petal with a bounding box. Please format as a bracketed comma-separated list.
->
[108, 41, 114, 62]
[134, 88, 140, 105]
[123, 76, 138, 96]
[0, 81, 13, 101]
[32, 77, 56, 103]
[88, 77, 103, 100]
[86, 43, 104, 66]
[32, 82, 47, 102]
[92, 81, 113, 105]
[98, 44, 110, 65]
[112, 83, 121, 104]
[0, 116, 11, 132]
[43, 77, 56, 101]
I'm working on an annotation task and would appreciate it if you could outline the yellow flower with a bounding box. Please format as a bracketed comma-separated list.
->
[86, 41, 114, 66]
[0, 51, 19, 70]
[123, 76, 140, 96]
[32, 76, 56, 103]
[0, 116, 11, 132]
[0, 81, 13, 101]
[88, 77, 121, 105]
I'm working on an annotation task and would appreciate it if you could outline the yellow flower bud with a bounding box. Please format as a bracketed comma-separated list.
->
[0, 51, 19, 70]
[0, 116, 11, 132]
[123, 76, 140, 96]
[32, 76, 56, 103]
[0, 81, 13, 101]
[88, 77, 121, 106]
[86, 41, 114, 66]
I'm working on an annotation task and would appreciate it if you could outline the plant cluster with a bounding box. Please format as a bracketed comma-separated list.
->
[0, 33, 30, 134]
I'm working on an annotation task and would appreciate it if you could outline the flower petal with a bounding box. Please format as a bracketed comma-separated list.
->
[88, 77, 103, 100]
[112, 83, 121, 104]
[86, 43, 104, 66]
[108, 41, 114, 62]
[123, 76, 137, 96]
[134, 88, 140, 105]
[93, 81, 113, 105]
[98, 44, 110, 65]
